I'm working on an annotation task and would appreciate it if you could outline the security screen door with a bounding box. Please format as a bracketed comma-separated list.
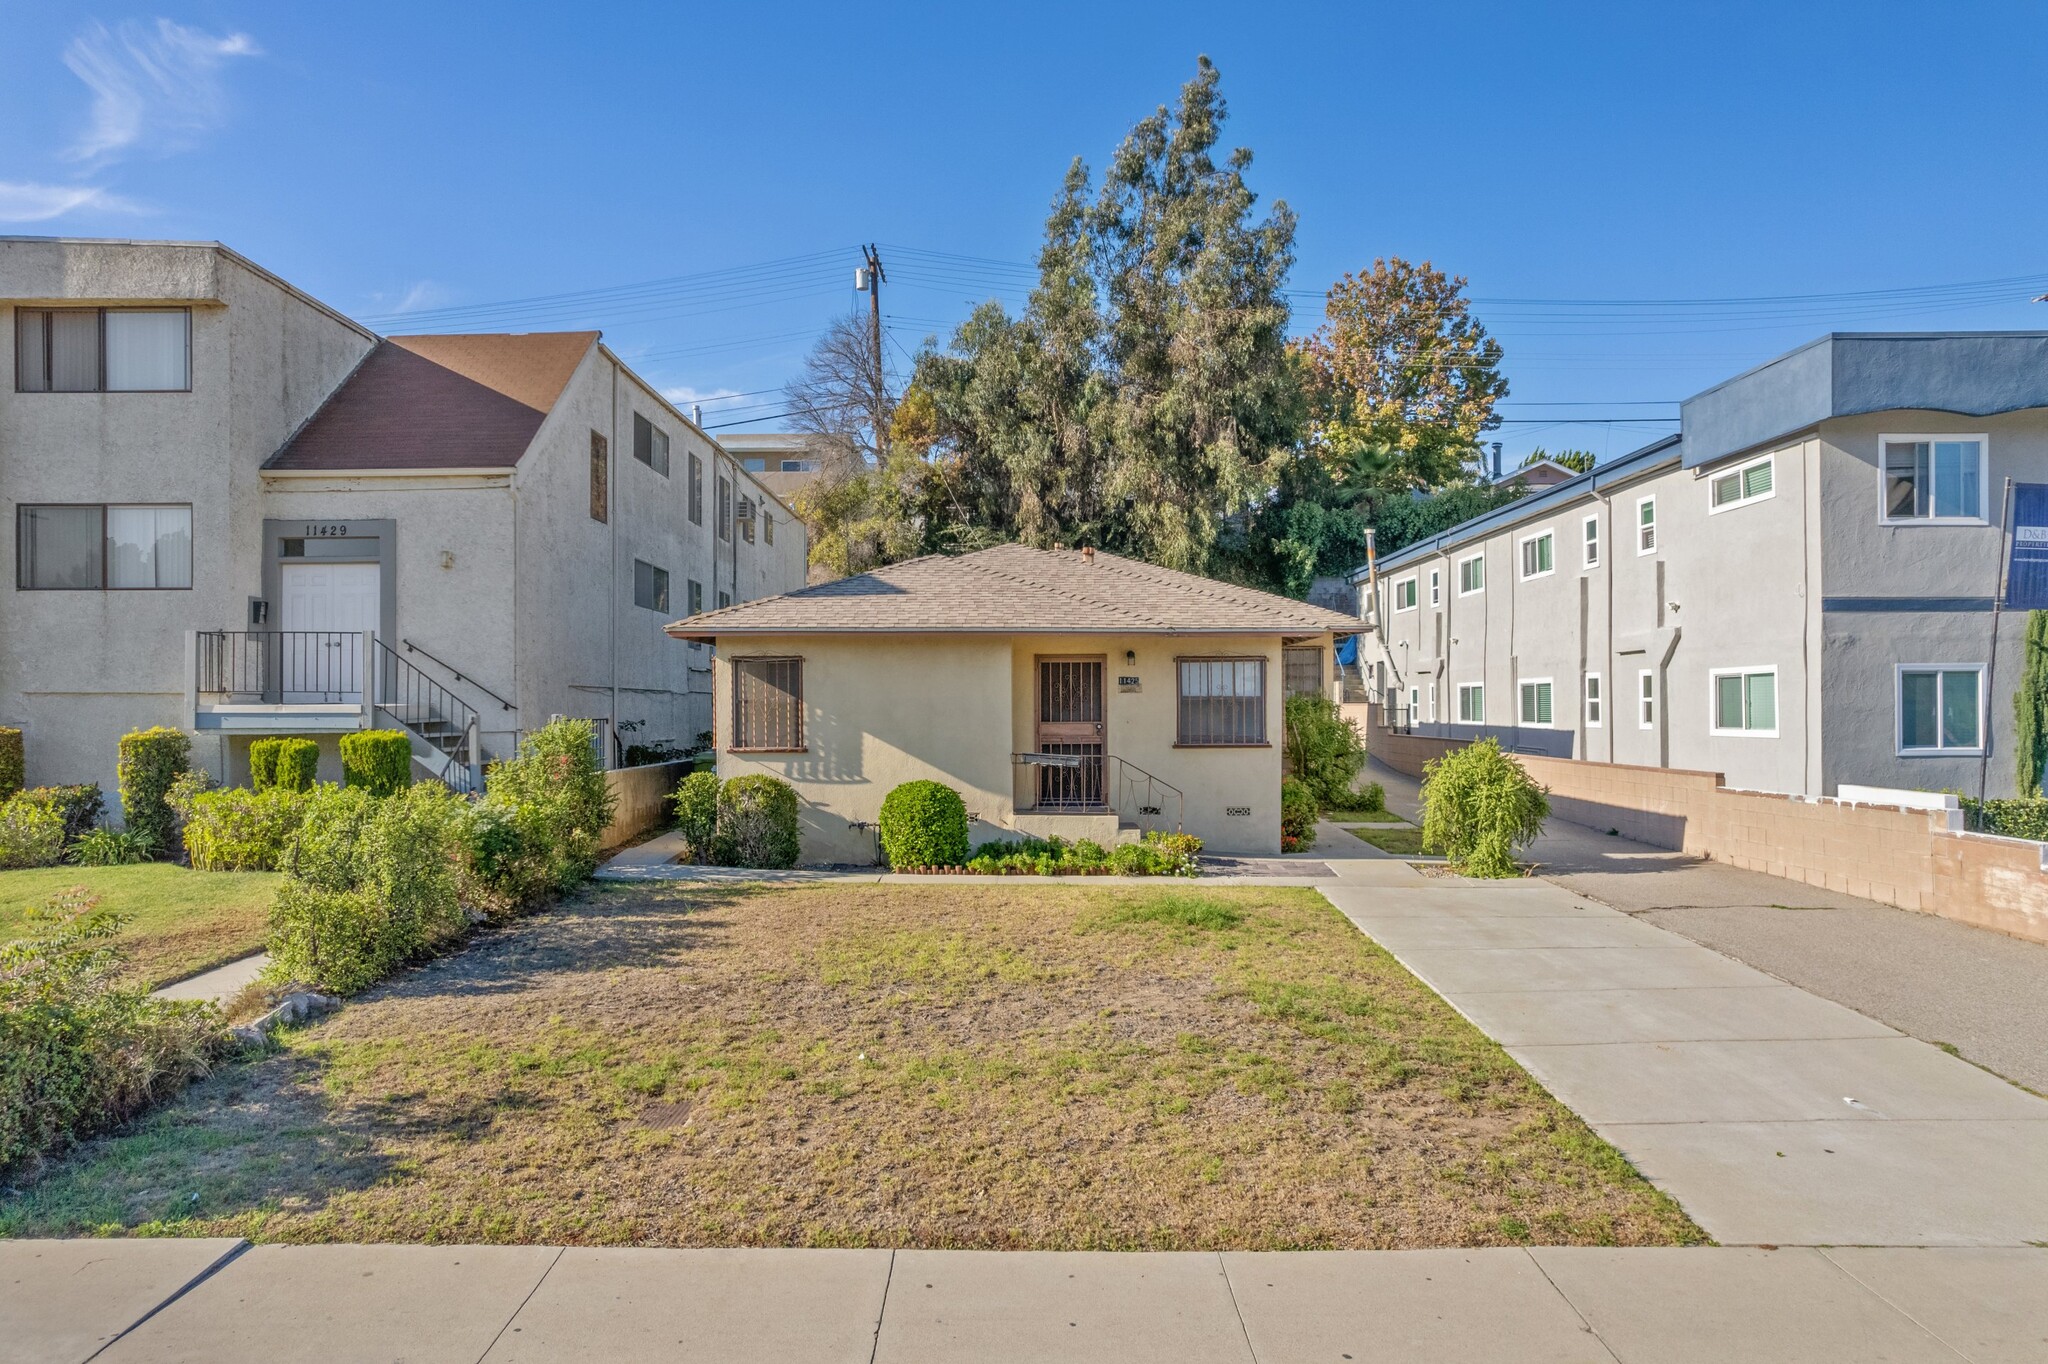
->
[1036, 657, 1105, 808]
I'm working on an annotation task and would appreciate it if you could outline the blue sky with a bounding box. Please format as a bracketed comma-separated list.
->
[4, 1, 2046, 461]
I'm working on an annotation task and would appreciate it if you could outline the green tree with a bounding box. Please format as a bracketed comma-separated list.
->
[2017, 610, 2048, 798]
[1524, 447, 1596, 473]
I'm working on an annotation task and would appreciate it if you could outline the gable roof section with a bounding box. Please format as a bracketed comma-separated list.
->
[668, 544, 1361, 640]
[266, 331, 596, 471]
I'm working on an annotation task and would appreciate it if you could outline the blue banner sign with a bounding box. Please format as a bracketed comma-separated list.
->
[2011, 484, 2048, 610]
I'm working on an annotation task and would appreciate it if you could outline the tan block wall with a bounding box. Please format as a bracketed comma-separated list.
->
[1365, 705, 2048, 946]
[601, 758, 692, 850]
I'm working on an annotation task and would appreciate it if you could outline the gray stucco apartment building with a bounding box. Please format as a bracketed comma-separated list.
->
[1357, 332, 2048, 800]
[1, 237, 807, 808]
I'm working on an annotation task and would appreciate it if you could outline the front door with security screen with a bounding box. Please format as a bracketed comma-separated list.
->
[280, 561, 379, 701]
[1036, 657, 1105, 808]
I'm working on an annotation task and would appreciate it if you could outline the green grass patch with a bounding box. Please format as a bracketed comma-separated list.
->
[0, 864, 278, 987]
[1343, 825, 1428, 856]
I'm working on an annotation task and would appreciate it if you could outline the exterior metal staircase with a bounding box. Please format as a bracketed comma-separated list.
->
[370, 638, 482, 793]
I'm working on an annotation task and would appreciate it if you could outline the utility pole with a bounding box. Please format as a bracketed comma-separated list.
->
[859, 244, 885, 385]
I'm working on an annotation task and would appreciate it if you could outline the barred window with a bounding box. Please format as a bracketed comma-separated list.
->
[1177, 657, 1266, 746]
[732, 657, 803, 751]
[1282, 646, 1324, 698]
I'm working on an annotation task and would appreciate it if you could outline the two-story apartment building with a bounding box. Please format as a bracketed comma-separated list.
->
[1, 237, 806, 807]
[1358, 332, 2048, 800]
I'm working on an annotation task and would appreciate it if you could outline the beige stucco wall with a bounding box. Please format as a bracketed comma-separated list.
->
[714, 631, 1308, 863]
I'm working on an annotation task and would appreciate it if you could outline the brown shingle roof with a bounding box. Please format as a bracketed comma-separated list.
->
[667, 544, 1361, 640]
[266, 332, 596, 471]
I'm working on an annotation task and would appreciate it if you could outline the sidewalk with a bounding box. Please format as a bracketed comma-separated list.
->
[7, 1237, 2043, 1364]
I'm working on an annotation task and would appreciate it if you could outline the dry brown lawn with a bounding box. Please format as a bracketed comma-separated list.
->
[0, 882, 1701, 1249]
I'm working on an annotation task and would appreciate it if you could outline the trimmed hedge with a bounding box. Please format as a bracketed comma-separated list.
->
[341, 729, 414, 795]
[0, 727, 22, 802]
[671, 771, 720, 864]
[115, 727, 190, 857]
[0, 798, 65, 870]
[879, 780, 969, 868]
[713, 775, 801, 869]
[251, 737, 321, 793]
[1962, 796, 2048, 843]
[12, 784, 104, 846]
[183, 786, 309, 871]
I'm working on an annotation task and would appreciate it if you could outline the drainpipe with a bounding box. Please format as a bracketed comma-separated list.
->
[609, 361, 619, 768]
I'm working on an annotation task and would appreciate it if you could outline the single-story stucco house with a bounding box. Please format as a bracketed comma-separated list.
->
[667, 544, 1361, 860]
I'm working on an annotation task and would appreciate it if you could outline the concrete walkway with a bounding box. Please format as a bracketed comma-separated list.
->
[6, 1237, 2044, 1364]
[149, 951, 267, 1006]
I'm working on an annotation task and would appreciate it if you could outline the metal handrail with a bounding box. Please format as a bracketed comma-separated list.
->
[372, 637, 482, 793]
[401, 638, 515, 711]
[1108, 755, 1184, 835]
[195, 630, 364, 704]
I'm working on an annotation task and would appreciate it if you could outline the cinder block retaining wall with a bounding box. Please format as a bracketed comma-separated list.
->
[601, 759, 692, 849]
[1356, 705, 2048, 947]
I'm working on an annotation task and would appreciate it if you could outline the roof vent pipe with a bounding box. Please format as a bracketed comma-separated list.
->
[1491, 442, 1503, 480]
[692, 403, 703, 426]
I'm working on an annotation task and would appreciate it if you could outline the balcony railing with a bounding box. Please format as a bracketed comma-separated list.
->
[196, 630, 365, 704]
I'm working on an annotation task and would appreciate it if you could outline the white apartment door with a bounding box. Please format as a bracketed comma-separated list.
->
[280, 562, 379, 701]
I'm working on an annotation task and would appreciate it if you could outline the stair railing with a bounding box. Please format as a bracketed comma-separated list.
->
[370, 637, 482, 793]
[1108, 755, 1184, 836]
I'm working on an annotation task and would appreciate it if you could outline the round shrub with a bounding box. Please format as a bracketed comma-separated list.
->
[115, 727, 190, 857]
[0, 727, 23, 802]
[671, 771, 721, 864]
[878, 780, 969, 868]
[1420, 738, 1550, 878]
[713, 774, 801, 869]
[0, 797, 66, 869]
[1280, 777, 1317, 853]
[340, 730, 414, 796]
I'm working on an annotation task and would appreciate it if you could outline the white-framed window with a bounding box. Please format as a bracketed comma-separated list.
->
[1518, 678, 1554, 727]
[1881, 435, 1988, 524]
[1638, 670, 1656, 728]
[1585, 673, 1603, 727]
[1426, 681, 1438, 722]
[1709, 454, 1775, 512]
[1429, 568, 1441, 607]
[1518, 528, 1555, 580]
[1457, 552, 1485, 596]
[1709, 665, 1779, 737]
[1636, 495, 1658, 554]
[1407, 685, 1420, 717]
[1896, 665, 1984, 755]
[1582, 513, 1601, 569]
[1457, 682, 1484, 723]
[1393, 575, 1418, 612]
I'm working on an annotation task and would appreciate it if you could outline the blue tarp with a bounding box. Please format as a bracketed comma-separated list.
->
[1335, 634, 1358, 667]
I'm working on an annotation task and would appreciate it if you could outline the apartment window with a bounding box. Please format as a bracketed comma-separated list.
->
[687, 579, 703, 615]
[781, 458, 817, 472]
[742, 457, 768, 472]
[717, 475, 732, 541]
[739, 496, 756, 543]
[1177, 657, 1267, 746]
[1518, 679, 1554, 727]
[732, 657, 804, 751]
[589, 431, 608, 522]
[1429, 568, 1441, 607]
[15, 308, 190, 392]
[1709, 454, 1775, 512]
[1637, 496, 1658, 554]
[631, 413, 670, 476]
[1426, 681, 1438, 722]
[1458, 553, 1484, 595]
[763, 510, 774, 545]
[1585, 673, 1603, 727]
[1282, 646, 1325, 698]
[1393, 576, 1418, 612]
[1457, 683, 1484, 723]
[1518, 529, 1555, 580]
[17, 503, 191, 590]
[1638, 670, 1656, 728]
[1710, 666, 1778, 737]
[717, 590, 731, 609]
[632, 559, 669, 612]
[1882, 436, 1987, 523]
[1582, 514, 1600, 568]
[1897, 666, 1983, 755]
[1408, 685, 1419, 717]
[688, 453, 704, 524]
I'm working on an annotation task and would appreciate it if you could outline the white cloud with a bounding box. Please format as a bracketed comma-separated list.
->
[0, 180, 142, 223]
[64, 18, 260, 163]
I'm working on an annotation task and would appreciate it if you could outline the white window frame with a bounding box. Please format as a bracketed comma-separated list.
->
[1581, 513, 1601, 569]
[1894, 664, 1986, 757]
[1393, 575, 1418, 613]
[1429, 568, 1441, 607]
[1457, 551, 1485, 596]
[1584, 672, 1603, 728]
[1708, 664, 1780, 739]
[1638, 669, 1656, 729]
[1427, 680, 1438, 722]
[1407, 685, 1420, 717]
[1636, 495, 1658, 555]
[1877, 433, 1991, 526]
[1517, 528, 1556, 581]
[1517, 677, 1555, 728]
[1457, 682, 1484, 723]
[1708, 453, 1776, 514]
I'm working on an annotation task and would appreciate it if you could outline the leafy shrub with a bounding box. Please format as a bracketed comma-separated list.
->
[251, 737, 320, 793]
[340, 730, 414, 796]
[0, 798, 66, 870]
[713, 774, 801, 869]
[483, 719, 618, 895]
[1146, 830, 1205, 876]
[1961, 796, 2048, 842]
[116, 726, 190, 857]
[268, 783, 467, 994]
[1283, 693, 1367, 807]
[0, 889, 220, 1173]
[671, 771, 721, 864]
[11, 784, 104, 846]
[70, 828, 154, 866]
[1420, 738, 1550, 877]
[1109, 842, 1164, 875]
[1280, 777, 1318, 853]
[249, 738, 281, 792]
[455, 801, 524, 911]
[878, 780, 969, 868]
[0, 727, 21, 801]
[1070, 838, 1109, 868]
[182, 786, 308, 871]
[622, 739, 689, 767]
